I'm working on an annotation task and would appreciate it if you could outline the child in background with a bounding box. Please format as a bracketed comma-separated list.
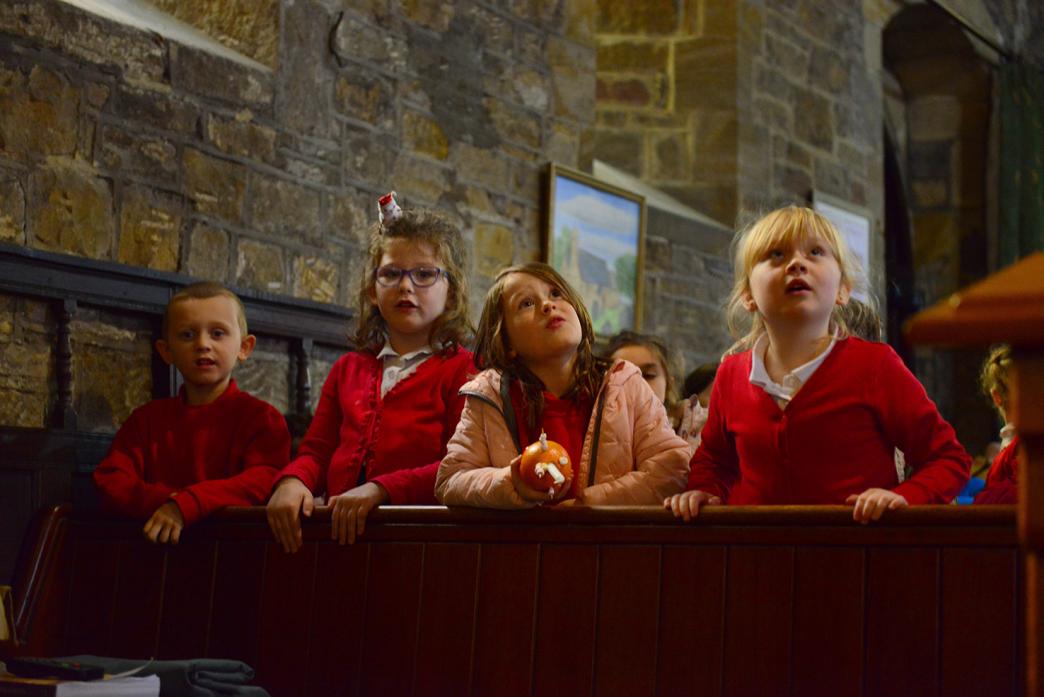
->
[664, 206, 970, 523]
[678, 362, 718, 450]
[267, 204, 473, 552]
[436, 262, 689, 508]
[975, 345, 1018, 504]
[93, 282, 290, 544]
[604, 330, 689, 444]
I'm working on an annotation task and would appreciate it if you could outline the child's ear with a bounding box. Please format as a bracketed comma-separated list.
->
[741, 290, 757, 312]
[991, 389, 1004, 409]
[836, 284, 852, 305]
[155, 339, 174, 366]
[238, 334, 257, 361]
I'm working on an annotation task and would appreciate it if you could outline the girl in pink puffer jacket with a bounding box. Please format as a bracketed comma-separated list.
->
[435, 262, 689, 508]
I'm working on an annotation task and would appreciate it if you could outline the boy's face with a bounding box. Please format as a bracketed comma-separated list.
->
[156, 296, 255, 405]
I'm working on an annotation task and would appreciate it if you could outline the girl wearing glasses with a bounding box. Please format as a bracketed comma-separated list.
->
[267, 206, 474, 551]
[435, 262, 689, 508]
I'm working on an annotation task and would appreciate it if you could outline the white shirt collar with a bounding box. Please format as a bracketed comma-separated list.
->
[377, 341, 433, 362]
[749, 333, 838, 403]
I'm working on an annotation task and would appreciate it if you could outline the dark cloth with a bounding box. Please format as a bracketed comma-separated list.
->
[63, 656, 269, 697]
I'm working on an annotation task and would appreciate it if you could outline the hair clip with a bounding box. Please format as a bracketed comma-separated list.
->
[377, 191, 402, 228]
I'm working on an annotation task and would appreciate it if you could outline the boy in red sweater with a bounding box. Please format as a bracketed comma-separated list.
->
[93, 282, 290, 544]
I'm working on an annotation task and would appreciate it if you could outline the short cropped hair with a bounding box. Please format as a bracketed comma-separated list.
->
[162, 282, 248, 339]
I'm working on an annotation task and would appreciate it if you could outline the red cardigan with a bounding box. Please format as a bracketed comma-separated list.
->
[974, 436, 1019, 504]
[688, 337, 971, 505]
[93, 380, 290, 525]
[278, 348, 473, 503]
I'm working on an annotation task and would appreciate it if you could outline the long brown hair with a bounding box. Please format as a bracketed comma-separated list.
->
[353, 209, 472, 354]
[474, 262, 611, 428]
[604, 329, 679, 407]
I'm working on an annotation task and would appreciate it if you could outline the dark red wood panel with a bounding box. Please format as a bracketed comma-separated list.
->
[791, 546, 865, 697]
[413, 543, 481, 697]
[471, 543, 540, 697]
[594, 545, 660, 697]
[305, 542, 369, 697]
[156, 541, 217, 659]
[208, 540, 266, 666]
[359, 543, 424, 697]
[255, 542, 318, 697]
[109, 541, 166, 659]
[865, 548, 939, 697]
[62, 536, 120, 655]
[940, 547, 1018, 697]
[656, 546, 726, 697]
[722, 546, 794, 697]
[532, 544, 598, 697]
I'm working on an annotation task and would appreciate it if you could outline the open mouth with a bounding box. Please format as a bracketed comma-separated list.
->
[547, 317, 565, 329]
[396, 300, 418, 310]
[196, 359, 217, 368]
[786, 279, 811, 294]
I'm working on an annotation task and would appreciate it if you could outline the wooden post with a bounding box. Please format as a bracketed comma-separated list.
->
[906, 251, 1044, 696]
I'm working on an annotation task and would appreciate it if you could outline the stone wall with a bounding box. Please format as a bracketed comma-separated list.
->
[0, 0, 596, 430]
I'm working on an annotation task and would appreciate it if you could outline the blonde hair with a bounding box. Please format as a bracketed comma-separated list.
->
[474, 262, 611, 428]
[163, 282, 247, 339]
[980, 344, 1012, 414]
[725, 206, 868, 353]
[353, 209, 472, 354]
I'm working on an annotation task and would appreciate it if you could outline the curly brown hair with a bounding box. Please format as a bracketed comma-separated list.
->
[474, 262, 611, 429]
[353, 209, 472, 354]
[979, 344, 1012, 415]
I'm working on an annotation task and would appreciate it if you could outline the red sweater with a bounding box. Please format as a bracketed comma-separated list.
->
[278, 348, 473, 503]
[688, 337, 971, 505]
[974, 436, 1019, 504]
[93, 380, 290, 525]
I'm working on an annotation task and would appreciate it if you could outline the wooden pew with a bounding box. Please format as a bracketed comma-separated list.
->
[5, 504, 1022, 697]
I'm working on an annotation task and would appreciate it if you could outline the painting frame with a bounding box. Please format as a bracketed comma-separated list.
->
[812, 190, 874, 302]
[544, 163, 647, 336]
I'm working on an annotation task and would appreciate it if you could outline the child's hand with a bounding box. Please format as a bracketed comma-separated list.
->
[664, 490, 721, 522]
[143, 501, 184, 544]
[846, 488, 908, 524]
[329, 482, 388, 545]
[509, 454, 555, 503]
[266, 477, 313, 553]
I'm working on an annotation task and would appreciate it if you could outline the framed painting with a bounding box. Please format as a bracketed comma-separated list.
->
[545, 163, 647, 335]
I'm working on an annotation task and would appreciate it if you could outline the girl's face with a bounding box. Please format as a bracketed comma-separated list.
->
[500, 272, 582, 366]
[744, 233, 849, 336]
[370, 239, 449, 354]
[611, 344, 667, 403]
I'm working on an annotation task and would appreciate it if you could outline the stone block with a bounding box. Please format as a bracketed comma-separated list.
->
[183, 148, 248, 223]
[400, 0, 455, 32]
[170, 43, 274, 108]
[588, 129, 643, 176]
[812, 156, 847, 198]
[276, 0, 337, 138]
[232, 335, 289, 413]
[832, 90, 877, 149]
[563, 0, 598, 44]
[774, 162, 812, 199]
[703, 0, 739, 36]
[808, 45, 849, 93]
[0, 389, 48, 428]
[403, 110, 449, 161]
[248, 175, 322, 244]
[149, 0, 279, 70]
[908, 94, 961, 141]
[753, 96, 790, 131]
[293, 254, 339, 304]
[206, 112, 277, 163]
[792, 87, 833, 152]
[462, 4, 513, 56]
[0, 64, 78, 161]
[327, 191, 371, 248]
[186, 222, 230, 281]
[486, 98, 542, 150]
[690, 109, 738, 181]
[0, 2, 166, 84]
[597, 0, 677, 34]
[283, 156, 340, 188]
[509, 0, 562, 26]
[597, 77, 657, 108]
[96, 126, 178, 183]
[651, 132, 691, 181]
[474, 222, 515, 278]
[451, 144, 511, 190]
[331, 11, 407, 72]
[334, 70, 396, 129]
[117, 189, 182, 272]
[754, 63, 793, 103]
[512, 68, 551, 113]
[114, 84, 199, 134]
[675, 38, 737, 112]
[29, 158, 113, 260]
[765, 34, 808, 77]
[597, 41, 669, 72]
[391, 154, 452, 205]
[71, 313, 153, 432]
[0, 176, 25, 243]
[549, 36, 596, 122]
[546, 120, 581, 166]
[342, 126, 396, 188]
[236, 237, 285, 294]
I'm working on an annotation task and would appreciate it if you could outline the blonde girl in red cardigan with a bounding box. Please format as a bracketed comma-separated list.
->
[267, 205, 473, 552]
[665, 206, 970, 523]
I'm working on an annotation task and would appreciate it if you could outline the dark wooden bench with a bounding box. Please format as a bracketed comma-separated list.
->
[4, 504, 1022, 697]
